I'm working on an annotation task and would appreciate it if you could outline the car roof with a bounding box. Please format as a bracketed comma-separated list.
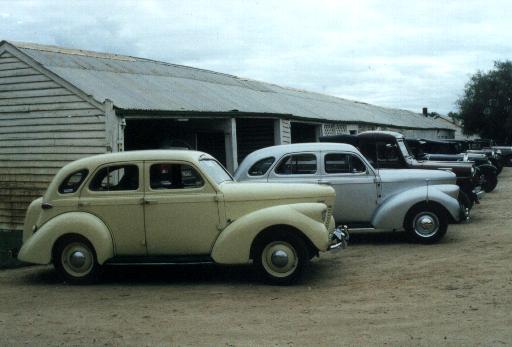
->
[245, 142, 359, 157]
[358, 130, 404, 140]
[61, 150, 214, 173]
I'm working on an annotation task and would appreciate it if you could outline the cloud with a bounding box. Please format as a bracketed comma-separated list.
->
[1, 0, 512, 114]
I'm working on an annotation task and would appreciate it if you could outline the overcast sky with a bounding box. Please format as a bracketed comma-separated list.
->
[1, 0, 511, 114]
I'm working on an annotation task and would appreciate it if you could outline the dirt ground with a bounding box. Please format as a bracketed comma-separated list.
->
[1, 170, 512, 346]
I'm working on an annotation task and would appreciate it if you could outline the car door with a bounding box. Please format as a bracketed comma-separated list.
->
[267, 152, 320, 184]
[321, 152, 378, 224]
[79, 162, 146, 255]
[143, 161, 221, 256]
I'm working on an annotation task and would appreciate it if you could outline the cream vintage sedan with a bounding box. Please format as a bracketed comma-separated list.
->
[18, 150, 347, 285]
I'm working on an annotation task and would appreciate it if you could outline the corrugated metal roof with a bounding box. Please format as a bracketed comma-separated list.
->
[9, 41, 450, 130]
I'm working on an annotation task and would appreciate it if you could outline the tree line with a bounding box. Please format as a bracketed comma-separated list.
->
[451, 61, 512, 145]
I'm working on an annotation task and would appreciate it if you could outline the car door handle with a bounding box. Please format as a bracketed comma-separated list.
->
[317, 180, 332, 185]
[78, 202, 90, 207]
[143, 198, 158, 205]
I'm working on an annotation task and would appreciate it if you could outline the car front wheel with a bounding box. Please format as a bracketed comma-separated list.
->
[253, 231, 309, 285]
[53, 235, 100, 284]
[481, 172, 498, 192]
[405, 205, 448, 244]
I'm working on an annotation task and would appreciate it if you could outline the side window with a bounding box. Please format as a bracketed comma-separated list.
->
[150, 163, 204, 189]
[324, 153, 350, 173]
[325, 154, 367, 174]
[376, 142, 399, 162]
[248, 157, 275, 176]
[351, 155, 367, 173]
[59, 169, 88, 194]
[275, 154, 317, 175]
[89, 165, 139, 191]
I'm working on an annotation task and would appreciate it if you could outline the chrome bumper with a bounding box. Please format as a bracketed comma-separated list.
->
[329, 226, 349, 251]
[474, 187, 485, 200]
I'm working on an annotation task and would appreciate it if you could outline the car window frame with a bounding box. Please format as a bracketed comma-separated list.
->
[247, 156, 276, 177]
[321, 151, 374, 176]
[57, 169, 89, 196]
[270, 151, 320, 177]
[144, 160, 215, 194]
[81, 161, 144, 197]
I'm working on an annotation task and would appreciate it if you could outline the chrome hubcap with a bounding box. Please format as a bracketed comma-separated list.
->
[271, 250, 289, 268]
[261, 241, 298, 278]
[61, 242, 93, 277]
[69, 251, 86, 268]
[413, 212, 439, 238]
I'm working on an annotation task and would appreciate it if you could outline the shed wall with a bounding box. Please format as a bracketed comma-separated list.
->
[0, 51, 107, 231]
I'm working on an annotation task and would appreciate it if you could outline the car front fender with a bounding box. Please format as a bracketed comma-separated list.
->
[477, 163, 497, 176]
[211, 203, 330, 264]
[17, 212, 114, 265]
[372, 185, 461, 230]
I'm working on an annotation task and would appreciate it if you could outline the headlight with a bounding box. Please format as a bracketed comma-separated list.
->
[471, 166, 475, 176]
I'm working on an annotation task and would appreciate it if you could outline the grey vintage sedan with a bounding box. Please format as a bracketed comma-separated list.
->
[235, 143, 467, 243]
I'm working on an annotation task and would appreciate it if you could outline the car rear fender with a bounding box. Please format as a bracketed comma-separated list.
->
[17, 212, 114, 265]
[372, 185, 461, 230]
[211, 203, 330, 264]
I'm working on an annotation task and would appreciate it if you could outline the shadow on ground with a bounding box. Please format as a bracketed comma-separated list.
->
[346, 231, 410, 245]
[18, 263, 262, 287]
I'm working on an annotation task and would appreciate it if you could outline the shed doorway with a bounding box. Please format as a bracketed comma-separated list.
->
[291, 122, 319, 143]
[124, 118, 227, 166]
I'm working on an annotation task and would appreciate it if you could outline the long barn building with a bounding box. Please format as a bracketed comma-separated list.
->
[0, 40, 454, 241]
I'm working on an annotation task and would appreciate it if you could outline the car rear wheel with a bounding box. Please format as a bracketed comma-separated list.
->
[253, 231, 309, 285]
[53, 235, 100, 284]
[405, 205, 448, 244]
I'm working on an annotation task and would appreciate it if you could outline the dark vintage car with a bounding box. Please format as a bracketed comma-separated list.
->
[405, 138, 498, 192]
[320, 131, 483, 209]
[446, 139, 505, 173]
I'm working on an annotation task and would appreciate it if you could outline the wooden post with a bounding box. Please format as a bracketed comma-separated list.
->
[224, 118, 238, 173]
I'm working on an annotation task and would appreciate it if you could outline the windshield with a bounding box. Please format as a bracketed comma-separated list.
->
[397, 139, 413, 159]
[199, 158, 233, 184]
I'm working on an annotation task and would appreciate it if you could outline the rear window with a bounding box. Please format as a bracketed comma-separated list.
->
[248, 157, 275, 176]
[275, 154, 317, 175]
[59, 169, 88, 194]
[89, 165, 139, 191]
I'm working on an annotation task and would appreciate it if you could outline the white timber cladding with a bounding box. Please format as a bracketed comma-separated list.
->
[0, 51, 107, 231]
[281, 119, 291, 144]
[274, 119, 291, 145]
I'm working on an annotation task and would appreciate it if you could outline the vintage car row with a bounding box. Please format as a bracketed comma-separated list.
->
[18, 150, 348, 285]
[405, 138, 499, 192]
[447, 139, 506, 171]
[319, 131, 484, 210]
[235, 143, 466, 244]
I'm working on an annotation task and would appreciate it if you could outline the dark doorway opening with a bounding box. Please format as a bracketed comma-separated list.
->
[124, 118, 227, 166]
[291, 122, 318, 143]
[236, 118, 275, 163]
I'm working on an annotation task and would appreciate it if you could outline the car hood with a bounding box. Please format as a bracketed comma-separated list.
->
[220, 182, 335, 221]
[378, 169, 456, 185]
[220, 182, 335, 202]
[410, 159, 473, 178]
